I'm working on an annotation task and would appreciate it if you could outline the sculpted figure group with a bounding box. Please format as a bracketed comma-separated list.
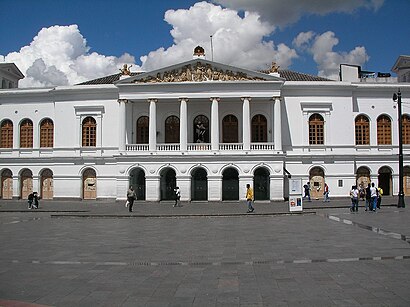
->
[136, 62, 265, 83]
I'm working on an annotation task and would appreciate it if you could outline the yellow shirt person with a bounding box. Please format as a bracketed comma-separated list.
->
[246, 184, 254, 213]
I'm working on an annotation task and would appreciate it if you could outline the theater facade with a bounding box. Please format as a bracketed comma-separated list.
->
[0, 53, 409, 201]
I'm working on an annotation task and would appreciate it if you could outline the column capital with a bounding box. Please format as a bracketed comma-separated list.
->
[272, 96, 281, 101]
[210, 97, 220, 102]
[117, 99, 129, 104]
[148, 98, 158, 103]
[179, 97, 189, 102]
[240, 97, 252, 101]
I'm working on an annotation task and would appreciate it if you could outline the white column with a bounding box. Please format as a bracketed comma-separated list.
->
[274, 97, 282, 152]
[118, 99, 127, 151]
[179, 98, 188, 151]
[242, 97, 251, 151]
[211, 97, 220, 151]
[148, 99, 157, 151]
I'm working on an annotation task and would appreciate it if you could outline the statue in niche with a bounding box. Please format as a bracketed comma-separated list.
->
[196, 121, 206, 143]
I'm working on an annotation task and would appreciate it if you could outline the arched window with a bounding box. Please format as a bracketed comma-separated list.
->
[193, 115, 209, 143]
[20, 119, 33, 148]
[136, 116, 149, 144]
[377, 115, 391, 145]
[165, 115, 180, 143]
[251, 114, 267, 142]
[82, 117, 96, 147]
[309, 114, 324, 145]
[222, 114, 238, 143]
[40, 118, 54, 148]
[1, 120, 13, 148]
[355, 115, 370, 145]
[403, 114, 410, 145]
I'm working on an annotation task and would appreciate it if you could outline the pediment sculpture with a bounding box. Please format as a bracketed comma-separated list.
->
[135, 62, 266, 83]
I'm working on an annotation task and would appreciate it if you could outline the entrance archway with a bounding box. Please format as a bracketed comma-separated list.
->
[1, 169, 13, 199]
[356, 166, 370, 190]
[160, 168, 176, 200]
[254, 167, 269, 200]
[222, 168, 239, 200]
[191, 168, 207, 201]
[130, 168, 146, 200]
[404, 166, 410, 196]
[20, 169, 33, 200]
[309, 167, 325, 199]
[40, 169, 53, 199]
[83, 168, 96, 199]
[378, 166, 392, 195]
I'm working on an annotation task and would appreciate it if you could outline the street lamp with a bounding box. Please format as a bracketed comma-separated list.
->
[393, 89, 406, 208]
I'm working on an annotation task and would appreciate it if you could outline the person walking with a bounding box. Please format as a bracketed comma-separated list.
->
[370, 182, 378, 212]
[173, 187, 181, 207]
[350, 185, 359, 212]
[28, 192, 34, 209]
[32, 192, 39, 209]
[323, 183, 330, 202]
[303, 182, 311, 202]
[377, 186, 383, 209]
[127, 186, 136, 212]
[365, 183, 371, 211]
[245, 184, 254, 213]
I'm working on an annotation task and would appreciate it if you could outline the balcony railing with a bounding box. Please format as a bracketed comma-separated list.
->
[125, 142, 275, 152]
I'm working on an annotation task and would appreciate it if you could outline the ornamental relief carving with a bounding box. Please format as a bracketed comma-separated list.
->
[135, 62, 266, 83]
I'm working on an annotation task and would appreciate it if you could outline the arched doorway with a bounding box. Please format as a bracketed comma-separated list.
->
[191, 168, 207, 201]
[83, 168, 96, 199]
[222, 115, 238, 143]
[404, 166, 410, 196]
[356, 166, 370, 190]
[20, 169, 33, 200]
[251, 114, 267, 142]
[222, 168, 239, 200]
[165, 116, 180, 143]
[1, 169, 13, 199]
[40, 169, 53, 200]
[136, 116, 149, 144]
[378, 166, 392, 196]
[309, 167, 324, 199]
[254, 167, 270, 200]
[130, 168, 146, 200]
[160, 168, 176, 200]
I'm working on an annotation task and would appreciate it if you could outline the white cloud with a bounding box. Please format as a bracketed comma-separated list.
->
[295, 31, 369, 80]
[214, 0, 384, 26]
[293, 31, 315, 50]
[1, 25, 139, 88]
[140, 1, 297, 72]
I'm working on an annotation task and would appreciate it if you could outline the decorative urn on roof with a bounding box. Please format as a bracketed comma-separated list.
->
[193, 46, 205, 59]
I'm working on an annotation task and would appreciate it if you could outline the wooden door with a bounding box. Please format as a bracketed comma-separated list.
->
[83, 169, 96, 199]
[222, 115, 238, 143]
[310, 168, 324, 200]
[403, 167, 410, 196]
[41, 175, 53, 199]
[21, 176, 33, 200]
[1, 175, 13, 199]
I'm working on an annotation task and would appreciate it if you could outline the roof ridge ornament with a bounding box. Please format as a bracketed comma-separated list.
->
[193, 46, 205, 59]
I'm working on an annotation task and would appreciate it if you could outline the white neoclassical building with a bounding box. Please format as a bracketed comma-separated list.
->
[0, 50, 409, 202]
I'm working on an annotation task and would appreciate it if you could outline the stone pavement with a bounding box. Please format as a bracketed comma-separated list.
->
[0, 197, 409, 306]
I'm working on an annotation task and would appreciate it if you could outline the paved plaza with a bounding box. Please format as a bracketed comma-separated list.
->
[0, 197, 410, 306]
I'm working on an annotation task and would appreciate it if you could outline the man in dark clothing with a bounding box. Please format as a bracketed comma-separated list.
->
[365, 183, 371, 211]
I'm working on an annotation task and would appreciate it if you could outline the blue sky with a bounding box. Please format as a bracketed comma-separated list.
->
[1, 0, 409, 87]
